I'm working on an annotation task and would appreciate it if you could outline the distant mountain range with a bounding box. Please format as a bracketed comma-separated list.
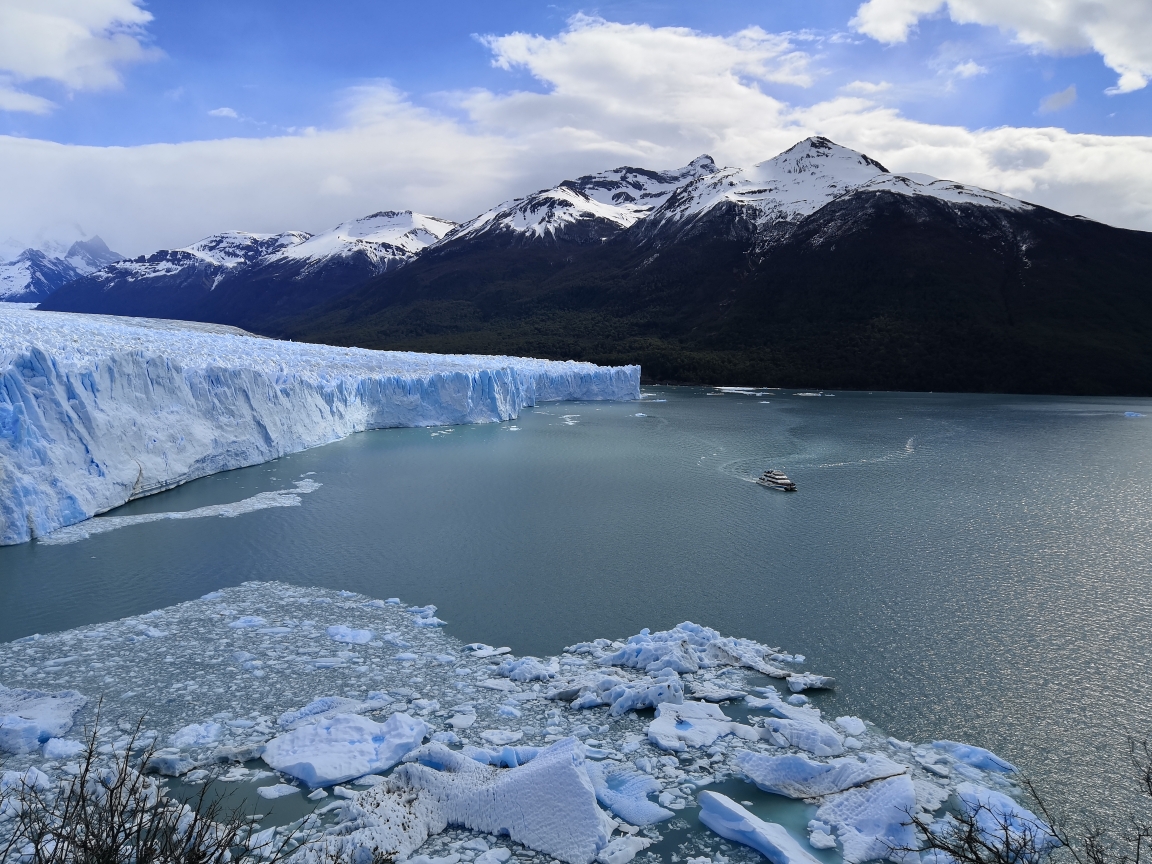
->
[0, 237, 122, 302]
[30, 137, 1152, 394]
[37, 212, 455, 329]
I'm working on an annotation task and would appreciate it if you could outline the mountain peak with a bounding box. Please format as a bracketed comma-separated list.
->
[758, 137, 889, 178]
[278, 210, 456, 262]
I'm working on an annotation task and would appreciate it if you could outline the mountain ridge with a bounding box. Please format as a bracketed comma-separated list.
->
[34, 137, 1152, 395]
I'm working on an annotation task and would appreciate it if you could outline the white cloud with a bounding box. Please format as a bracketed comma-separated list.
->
[850, 0, 1152, 93]
[1040, 84, 1078, 112]
[950, 60, 987, 78]
[0, 0, 157, 113]
[0, 16, 1150, 255]
[0, 79, 54, 114]
[208, 107, 239, 119]
[843, 80, 893, 93]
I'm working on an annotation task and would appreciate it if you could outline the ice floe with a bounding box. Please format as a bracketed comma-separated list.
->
[0, 582, 1033, 864]
[698, 792, 822, 864]
[0, 683, 87, 754]
[736, 751, 907, 799]
[264, 712, 428, 787]
[37, 480, 322, 545]
[647, 701, 759, 752]
[0, 306, 640, 545]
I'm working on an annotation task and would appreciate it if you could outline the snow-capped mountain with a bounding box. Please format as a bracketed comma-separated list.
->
[447, 156, 719, 245]
[0, 237, 122, 303]
[41, 136, 1151, 397]
[278, 211, 457, 266]
[40, 211, 456, 327]
[635, 137, 1029, 246]
[102, 231, 308, 280]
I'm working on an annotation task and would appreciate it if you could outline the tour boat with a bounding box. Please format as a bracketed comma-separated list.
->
[756, 469, 797, 491]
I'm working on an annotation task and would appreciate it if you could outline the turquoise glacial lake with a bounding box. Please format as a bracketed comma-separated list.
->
[2, 386, 1151, 824]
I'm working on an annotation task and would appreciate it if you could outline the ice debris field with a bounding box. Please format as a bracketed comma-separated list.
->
[0, 583, 1039, 864]
[0, 306, 640, 546]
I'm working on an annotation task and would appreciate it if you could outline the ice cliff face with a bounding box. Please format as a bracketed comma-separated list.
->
[0, 307, 639, 546]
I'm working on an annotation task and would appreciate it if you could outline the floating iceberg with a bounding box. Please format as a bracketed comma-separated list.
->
[932, 740, 1017, 773]
[263, 712, 428, 787]
[0, 306, 639, 545]
[0, 684, 87, 754]
[736, 751, 907, 799]
[697, 792, 823, 864]
[585, 760, 673, 826]
[0, 582, 1029, 864]
[815, 774, 918, 864]
[955, 782, 1057, 851]
[310, 738, 612, 864]
[647, 701, 759, 752]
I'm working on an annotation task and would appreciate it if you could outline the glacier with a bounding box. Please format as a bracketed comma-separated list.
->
[0, 306, 639, 546]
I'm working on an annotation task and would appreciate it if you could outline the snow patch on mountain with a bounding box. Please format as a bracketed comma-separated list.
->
[449, 156, 719, 243]
[642, 137, 1030, 242]
[70, 212, 455, 294]
[857, 172, 1030, 210]
[0, 306, 639, 546]
[279, 211, 456, 263]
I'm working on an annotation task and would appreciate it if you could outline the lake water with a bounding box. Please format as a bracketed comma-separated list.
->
[2, 386, 1151, 825]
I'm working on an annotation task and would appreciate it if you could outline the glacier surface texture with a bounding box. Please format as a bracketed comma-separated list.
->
[0, 307, 640, 545]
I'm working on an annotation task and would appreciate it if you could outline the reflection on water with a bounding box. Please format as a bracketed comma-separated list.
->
[2, 387, 1152, 823]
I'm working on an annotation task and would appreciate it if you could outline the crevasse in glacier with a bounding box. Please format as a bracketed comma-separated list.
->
[0, 307, 640, 545]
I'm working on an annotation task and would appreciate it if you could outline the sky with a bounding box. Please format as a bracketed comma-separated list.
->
[1, 0, 1151, 257]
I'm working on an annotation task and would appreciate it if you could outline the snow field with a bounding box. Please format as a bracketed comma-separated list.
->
[0, 307, 640, 545]
[0, 582, 1037, 864]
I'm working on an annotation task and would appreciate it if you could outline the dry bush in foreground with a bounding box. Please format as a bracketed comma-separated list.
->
[0, 710, 295, 864]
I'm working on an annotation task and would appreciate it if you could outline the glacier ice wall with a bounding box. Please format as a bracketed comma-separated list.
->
[0, 307, 640, 546]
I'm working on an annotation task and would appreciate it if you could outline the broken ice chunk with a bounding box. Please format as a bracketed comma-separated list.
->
[327, 738, 610, 864]
[809, 831, 837, 850]
[786, 673, 835, 693]
[408, 605, 447, 627]
[596, 836, 654, 864]
[169, 722, 222, 749]
[835, 716, 867, 736]
[955, 782, 1056, 851]
[735, 751, 906, 798]
[762, 717, 845, 757]
[932, 740, 1017, 773]
[262, 712, 428, 787]
[0, 685, 87, 754]
[256, 783, 300, 799]
[327, 625, 373, 644]
[697, 791, 822, 864]
[228, 616, 266, 629]
[688, 683, 748, 703]
[815, 774, 917, 864]
[497, 657, 557, 682]
[42, 737, 85, 759]
[585, 760, 674, 826]
[647, 701, 758, 752]
[463, 744, 542, 768]
[602, 677, 684, 716]
[477, 679, 518, 692]
[480, 729, 524, 746]
[464, 643, 512, 659]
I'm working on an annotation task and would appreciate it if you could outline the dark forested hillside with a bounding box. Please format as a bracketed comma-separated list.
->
[279, 191, 1152, 395]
